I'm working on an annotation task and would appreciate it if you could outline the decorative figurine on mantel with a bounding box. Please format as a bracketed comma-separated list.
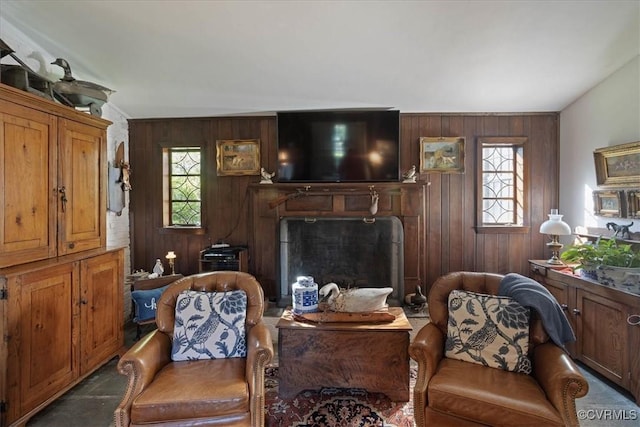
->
[369, 188, 379, 215]
[402, 165, 417, 183]
[259, 167, 275, 184]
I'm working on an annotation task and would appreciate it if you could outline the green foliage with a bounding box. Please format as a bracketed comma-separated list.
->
[561, 237, 640, 269]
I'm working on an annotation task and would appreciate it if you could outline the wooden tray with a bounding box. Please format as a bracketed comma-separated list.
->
[293, 310, 396, 324]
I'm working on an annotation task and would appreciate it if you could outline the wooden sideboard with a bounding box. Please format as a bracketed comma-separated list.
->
[529, 260, 640, 404]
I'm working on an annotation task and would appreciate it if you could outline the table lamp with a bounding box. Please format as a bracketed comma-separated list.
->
[539, 209, 572, 265]
[165, 251, 177, 275]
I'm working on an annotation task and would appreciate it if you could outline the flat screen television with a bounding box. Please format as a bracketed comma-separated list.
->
[276, 110, 400, 182]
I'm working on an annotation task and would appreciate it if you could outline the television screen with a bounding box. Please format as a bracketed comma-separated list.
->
[277, 110, 400, 182]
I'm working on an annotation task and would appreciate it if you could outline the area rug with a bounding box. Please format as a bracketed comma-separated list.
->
[264, 365, 416, 427]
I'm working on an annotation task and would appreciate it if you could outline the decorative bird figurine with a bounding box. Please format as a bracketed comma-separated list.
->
[369, 189, 379, 215]
[259, 167, 275, 184]
[410, 285, 427, 307]
[152, 259, 164, 276]
[50, 58, 114, 117]
[0, 38, 56, 99]
[402, 165, 417, 183]
[318, 283, 393, 313]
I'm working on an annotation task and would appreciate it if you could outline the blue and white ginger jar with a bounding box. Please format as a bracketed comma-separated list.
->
[292, 276, 319, 314]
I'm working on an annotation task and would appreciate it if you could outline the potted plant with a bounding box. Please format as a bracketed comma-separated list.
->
[561, 237, 640, 292]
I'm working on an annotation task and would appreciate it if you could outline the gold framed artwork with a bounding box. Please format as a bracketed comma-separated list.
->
[419, 137, 465, 173]
[593, 190, 625, 218]
[216, 139, 261, 176]
[593, 141, 640, 188]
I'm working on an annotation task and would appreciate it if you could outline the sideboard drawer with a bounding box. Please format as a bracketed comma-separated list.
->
[530, 263, 547, 277]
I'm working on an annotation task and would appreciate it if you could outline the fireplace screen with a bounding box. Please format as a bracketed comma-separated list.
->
[279, 217, 404, 306]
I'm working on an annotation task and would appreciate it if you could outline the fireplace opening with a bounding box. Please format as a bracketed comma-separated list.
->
[278, 216, 404, 307]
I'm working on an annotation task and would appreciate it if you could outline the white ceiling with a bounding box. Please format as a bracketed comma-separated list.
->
[1, 0, 639, 119]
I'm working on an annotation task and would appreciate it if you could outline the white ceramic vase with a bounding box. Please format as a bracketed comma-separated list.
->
[292, 276, 319, 314]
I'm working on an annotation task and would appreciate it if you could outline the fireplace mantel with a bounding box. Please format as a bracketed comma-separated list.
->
[249, 182, 426, 301]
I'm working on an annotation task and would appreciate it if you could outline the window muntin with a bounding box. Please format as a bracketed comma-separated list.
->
[166, 147, 201, 226]
[478, 137, 526, 229]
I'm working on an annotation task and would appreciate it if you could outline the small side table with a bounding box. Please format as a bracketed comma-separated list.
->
[276, 307, 412, 401]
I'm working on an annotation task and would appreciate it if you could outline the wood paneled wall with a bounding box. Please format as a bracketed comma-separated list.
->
[129, 113, 558, 298]
[401, 114, 559, 288]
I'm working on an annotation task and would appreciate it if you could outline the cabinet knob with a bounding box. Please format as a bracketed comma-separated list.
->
[572, 308, 581, 315]
[560, 304, 568, 311]
[628, 315, 640, 326]
[80, 299, 88, 305]
[68, 242, 75, 249]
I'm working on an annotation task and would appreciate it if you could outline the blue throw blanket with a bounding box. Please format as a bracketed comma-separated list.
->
[498, 273, 575, 350]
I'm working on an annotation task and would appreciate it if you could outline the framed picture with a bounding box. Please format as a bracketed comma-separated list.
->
[419, 137, 465, 173]
[593, 190, 625, 218]
[216, 139, 261, 176]
[593, 141, 640, 188]
[627, 190, 640, 219]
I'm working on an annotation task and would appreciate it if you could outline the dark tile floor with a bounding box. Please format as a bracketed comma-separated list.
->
[26, 315, 639, 427]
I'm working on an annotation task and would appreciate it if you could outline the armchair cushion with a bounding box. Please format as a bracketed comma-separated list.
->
[445, 289, 531, 373]
[429, 358, 564, 426]
[131, 358, 250, 424]
[171, 289, 247, 361]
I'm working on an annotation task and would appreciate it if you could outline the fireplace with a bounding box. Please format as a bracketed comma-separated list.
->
[278, 216, 404, 307]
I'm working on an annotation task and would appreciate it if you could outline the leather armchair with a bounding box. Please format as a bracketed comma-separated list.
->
[115, 271, 274, 427]
[409, 272, 588, 427]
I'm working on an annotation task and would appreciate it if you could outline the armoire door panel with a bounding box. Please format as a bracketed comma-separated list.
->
[58, 118, 106, 255]
[18, 263, 78, 415]
[80, 251, 123, 374]
[577, 289, 628, 386]
[0, 104, 56, 267]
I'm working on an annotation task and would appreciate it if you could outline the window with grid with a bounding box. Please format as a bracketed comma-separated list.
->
[164, 147, 202, 226]
[478, 137, 527, 229]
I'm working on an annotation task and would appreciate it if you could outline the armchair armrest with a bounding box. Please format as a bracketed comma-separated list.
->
[409, 322, 445, 420]
[533, 342, 589, 427]
[409, 322, 445, 380]
[245, 320, 274, 427]
[115, 330, 172, 427]
[246, 321, 274, 386]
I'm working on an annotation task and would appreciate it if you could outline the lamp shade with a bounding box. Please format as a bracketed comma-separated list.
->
[539, 213, 571, 235]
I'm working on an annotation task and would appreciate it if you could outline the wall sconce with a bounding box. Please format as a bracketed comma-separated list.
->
[165, 251, 177, 275]
[539, 209, 572, 265]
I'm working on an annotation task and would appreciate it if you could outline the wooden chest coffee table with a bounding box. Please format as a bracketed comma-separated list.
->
[276, 307, 412, 402]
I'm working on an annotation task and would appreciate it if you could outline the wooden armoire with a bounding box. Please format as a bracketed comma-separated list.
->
[0, 83, 124, 426]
